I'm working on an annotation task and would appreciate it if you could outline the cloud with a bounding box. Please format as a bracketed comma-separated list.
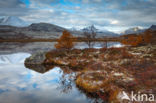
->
[0, 62, 89, 103]
[110, 20, 119, 25]
[0, 0, 156, 32]
[0, 0, 30, 16]
[0, 0, 24, 8]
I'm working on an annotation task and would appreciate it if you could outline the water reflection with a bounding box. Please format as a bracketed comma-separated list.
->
[75, 42, 123, 49]
[25, 64, 55, 73]
[0, 42, 122, 54]
[0, 64, 89, 103]
[0, 52, 106, 103]
[25, 63, 76, 93]
[25, 64, 106, 103]
[0, 53, 30, 64]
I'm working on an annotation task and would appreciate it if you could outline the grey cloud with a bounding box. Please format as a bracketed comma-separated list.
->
[0, 0, 155, 32]
[0, 0, 24, 8]
[0, 0, 29, 16]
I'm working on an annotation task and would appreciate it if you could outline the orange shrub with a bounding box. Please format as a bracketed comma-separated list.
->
[55, 30, 75, 50]
[143, 30, 152, 43]
[121, 30, 152, 46]
[121, 35, 143, 46]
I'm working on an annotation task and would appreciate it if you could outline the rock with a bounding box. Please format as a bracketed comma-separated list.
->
[120, 59, 131, 66]
[25, 51, 46, 64]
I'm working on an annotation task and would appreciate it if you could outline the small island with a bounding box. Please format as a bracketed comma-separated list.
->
[25, 28, 156, 103]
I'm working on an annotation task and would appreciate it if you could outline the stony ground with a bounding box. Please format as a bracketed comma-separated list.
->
[25, 44, 156, 103]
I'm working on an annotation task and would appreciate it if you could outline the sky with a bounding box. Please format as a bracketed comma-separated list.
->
[0, 0, 156, 33]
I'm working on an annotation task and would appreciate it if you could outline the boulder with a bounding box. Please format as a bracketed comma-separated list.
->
[25, 51, 46, 64]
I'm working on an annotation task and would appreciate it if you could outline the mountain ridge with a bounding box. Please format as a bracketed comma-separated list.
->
[149, 25, 156, 31]
[121, 27, 146, 35]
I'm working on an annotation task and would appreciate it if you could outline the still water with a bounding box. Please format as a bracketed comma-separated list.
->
[0, 53, 103, 103]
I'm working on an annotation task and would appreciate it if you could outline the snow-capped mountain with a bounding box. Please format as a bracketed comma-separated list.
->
[81, 25, 119, 37]
[0, 16, 29, 27]
[121, 27, 146, 35]
[96, 30, 119, 37]
[69, 27, 77, 31]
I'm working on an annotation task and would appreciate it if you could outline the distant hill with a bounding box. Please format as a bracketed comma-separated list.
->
[149, 25, 156, 31]
[0, 23, 119, 39]
[0, 16, 29, 27]
[121, 27, 146, 35]
[96, 31, 119, 37]
[27, 23, 66, 32]
[0, 22, 67, 39]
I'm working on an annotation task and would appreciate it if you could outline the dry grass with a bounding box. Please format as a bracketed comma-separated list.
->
[42, 45, 156, 102]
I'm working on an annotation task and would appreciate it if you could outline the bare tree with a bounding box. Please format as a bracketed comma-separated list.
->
[82, 25, 98, 48]
[101, 41, 108, 48]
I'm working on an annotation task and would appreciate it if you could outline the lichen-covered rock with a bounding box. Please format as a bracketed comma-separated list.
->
[25, 51, 46, 64]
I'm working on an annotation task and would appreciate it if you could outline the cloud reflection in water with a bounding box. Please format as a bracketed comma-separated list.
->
[0, 53, 90, 103]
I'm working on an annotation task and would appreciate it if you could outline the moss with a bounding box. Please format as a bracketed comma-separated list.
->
[76, 72, 105, 93]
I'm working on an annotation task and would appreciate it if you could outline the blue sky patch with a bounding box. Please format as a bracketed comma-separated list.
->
[20, 0, 30, 7]
[32, 83, 38, 88]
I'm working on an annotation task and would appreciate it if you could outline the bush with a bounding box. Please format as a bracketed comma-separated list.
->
[121, 30, 152, 46]
[121, 35, 143, 46]
[55, 30, 75, 50]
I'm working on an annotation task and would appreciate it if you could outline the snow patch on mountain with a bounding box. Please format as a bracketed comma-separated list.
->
[121, 27, 146, 35]
[81, 25, 119, 37]
[0, 16, 29, 27]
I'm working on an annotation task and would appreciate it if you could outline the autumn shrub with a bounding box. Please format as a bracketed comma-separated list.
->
[105, 47, 133, 60]
[135, 66, 156, 88]
[97, 77, 123, 103]
[108, 87, 121, 103]
[121, 35, 143, 46]
[44, 49, 67, 64]
[99, 47, 107, 52]
[55, 30, 75, 50]
[85, 62, 104, 71]
[45, 49, 66, 58]
[107, 47, 122, 55]
[83, 48, 97, 53]
[121, 48, 133, 59]
[121, 30, 152, 46]
[71, 49, 82, 54]
[121, 57, 156, 91]
[143, 30, 152, 43]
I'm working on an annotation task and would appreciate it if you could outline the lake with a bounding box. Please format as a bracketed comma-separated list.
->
[0, 53, 106, 103]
